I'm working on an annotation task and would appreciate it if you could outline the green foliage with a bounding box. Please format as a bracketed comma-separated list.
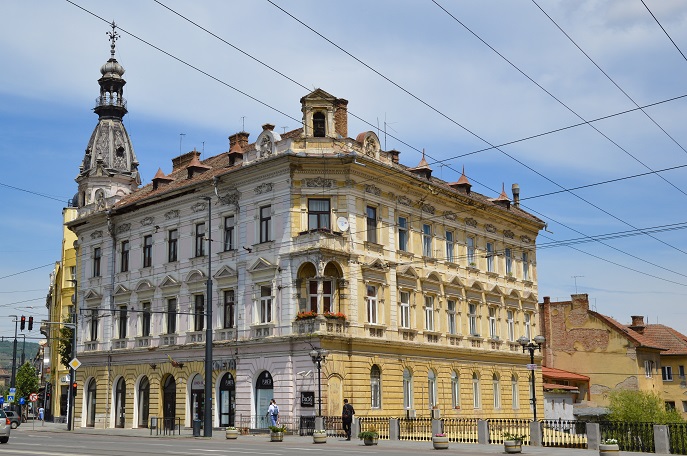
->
[608, 390, 684, 423]
[58, 318, 74, 369]
[0, 340, 41, 372]
[269, 425, 287, 433]
[15, 362, 39, 404]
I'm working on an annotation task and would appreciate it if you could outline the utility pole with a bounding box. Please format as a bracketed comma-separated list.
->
[9, 315, 18, 388]
[202, 196, 213, 437]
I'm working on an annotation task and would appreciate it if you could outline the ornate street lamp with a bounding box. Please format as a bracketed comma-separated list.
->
[518, 334, 545, 421]
[309, 348, 329, 417]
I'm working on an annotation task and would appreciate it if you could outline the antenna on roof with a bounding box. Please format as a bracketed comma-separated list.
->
[241, 116, 246, 131]
[282, 126, 287, 134]
[179, 133, 186, 154]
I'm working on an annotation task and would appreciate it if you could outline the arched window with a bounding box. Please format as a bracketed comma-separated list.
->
[313, 112, 326, 137]
[403, 368, 413, 410]
[472, 373, 480, 409]
[451, 371, 460, 409]
[492, 373, 501, 409]
[428, 370, 437, 408]
[370, 365, 381, 409]
[511, 375, 519, 410]
[138, 377, 150, 428]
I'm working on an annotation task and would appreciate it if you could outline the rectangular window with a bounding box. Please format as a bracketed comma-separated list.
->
[473, 375, 480, 409]
[447, 299, 457, 335]
[505, 248, 512, 275]
[428, 375, 437, 408]
[260, 206, 271, 243]
[467, 237, 475, 266]
[118, 305, 127, 339]
[507, 310, 515, 342]
[425, 296, 434, 331]
[451, 374, 460, 408]
[469, 303, 478, 336]
[662, 366, 673, 381]
[680, 365, 685, 378]
[224, 216, 235, 251]
[366, 206, 377, 243]
[322, 280, 332, 313]
[666, 401, 676, 411]
[194, 295, 205, 332]
[422, 224, 432, 257]
[93, 247, 101, 277]
[489, 307, 497, 339]
[682, 401, 687, 413]
[143, 235, 153, 268]
[168, 229, 178, 262]
[89, 308, 98, 341]
[260, 286, 272, 323]
[493, 377, 501, 409]
[400, 291, 410, 329]
[141, 302, 151, 337]
[524, 313, 531, 340]
[486, 242, 494, 272]
[195, 223, 206, 257]
[522, 252, 529, 280]
[398, 216, 408, 251]
[308, 198, 330, 230]
[120, 240, 130, 272]
[446, 231, 454, 262]
[512, 378, 519, 409]
[308, 280, 318, 313]
[224, 290, 235, 328]
[70, 266, 76, 281]
[166, 298, 177, 334]
[366, 285, 378, 324]
[645, 360, 654, 378]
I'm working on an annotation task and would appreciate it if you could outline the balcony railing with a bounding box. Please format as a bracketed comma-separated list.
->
[94, 95, 127, 110]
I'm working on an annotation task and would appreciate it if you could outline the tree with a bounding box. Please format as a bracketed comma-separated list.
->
[608, 390, 684, 423]
[58, 318, 73, 369]
[15, 362, 39, 404]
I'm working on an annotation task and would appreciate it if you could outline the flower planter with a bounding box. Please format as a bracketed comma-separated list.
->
[504, 440, 523, 454]
[432, 435, 449, 450]
[363, 436, 378, 446]
[599, 444, 620, 455]
[225, 428, 239, 439]
[313, 431, 327, 444]
[270, 431, 284, 442]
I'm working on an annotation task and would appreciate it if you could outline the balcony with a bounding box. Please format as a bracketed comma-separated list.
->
[295, 229, 348, 254]
[292, 317, 348, 335]
[135, 336, 152, 348]
[112, 338, 128, 350]
[214, 328, 236, 341]
[186, 331, 205, 343]
[160, 334, 177, 346]
[84, 341, 98, 352]
[251, 324, 274, 338]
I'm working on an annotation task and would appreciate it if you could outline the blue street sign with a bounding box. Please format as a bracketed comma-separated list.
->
[6, 395, 14, 403]
[0, 397, 4, 404]
[19, 397, 25, 405]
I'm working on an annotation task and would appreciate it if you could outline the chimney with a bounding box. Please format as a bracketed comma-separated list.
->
[229, 131, 250, 151]
[152, 168, 174, 190]
[629, 315, 646, 333]
[334, 98, 348, 138]
[512, 183, 520, 208]
[172, 150, 201, 172]
[543, 296, 550, 305]
[262, 123, 275, 132]
[388, 149, 400, 164]
[571, 293, 589, 311]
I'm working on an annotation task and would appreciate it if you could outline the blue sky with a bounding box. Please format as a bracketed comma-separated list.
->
[2, 0, 687, 338]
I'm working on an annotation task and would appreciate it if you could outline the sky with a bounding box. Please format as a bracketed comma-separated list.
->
[2, 0, 687, 339]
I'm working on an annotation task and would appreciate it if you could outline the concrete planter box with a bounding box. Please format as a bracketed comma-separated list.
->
[270, 431, 284, 442]
[313, 431, 327, 444]
[225, 428, 239, 439]
[504, 440, 523, 453]
[432, 435, 449, 449]
[599, 444, 620, 455]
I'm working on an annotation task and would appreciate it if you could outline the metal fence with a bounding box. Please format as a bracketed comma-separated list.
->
[600, 421, 655, 453]
[298, 415, 345, 437]
[487, 418, 531, 445]
[399, 417, 433, 441]
[359, 416, 391, 439]
[668, 423, 687, 455]
[542, 419, 587, 449]
[234, 414, 297, 434]
[442, 418, 479, 443]
[148, 417, 182, 435]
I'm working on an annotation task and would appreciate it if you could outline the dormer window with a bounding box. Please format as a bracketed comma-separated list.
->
[313, 111, 326, 137]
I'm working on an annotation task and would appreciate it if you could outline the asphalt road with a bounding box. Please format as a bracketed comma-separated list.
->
[0, 422, 633, 456]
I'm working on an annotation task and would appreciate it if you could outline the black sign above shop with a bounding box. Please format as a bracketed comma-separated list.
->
[301, 391, 315, 407]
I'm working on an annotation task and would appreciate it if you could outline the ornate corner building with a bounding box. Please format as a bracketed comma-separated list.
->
[64, 31, 546, 429]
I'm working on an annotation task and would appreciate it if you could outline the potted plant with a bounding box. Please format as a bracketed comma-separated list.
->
[313, 429, 327, 444]
[358, 428, 379, 446]
[503, 432, 526, 454]
[599, 438, 619, 455]
[269, 425, 287, 442]
[295, 311, 318, 320]
[432, 432, 449, 450]
[225, 426, 239, 439]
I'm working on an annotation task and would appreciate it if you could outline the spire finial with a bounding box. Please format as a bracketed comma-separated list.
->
[106, 21, 119, 58]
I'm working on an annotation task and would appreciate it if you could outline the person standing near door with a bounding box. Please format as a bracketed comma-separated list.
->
[268, 399, 279, 426]
[341, 398, 355, 440]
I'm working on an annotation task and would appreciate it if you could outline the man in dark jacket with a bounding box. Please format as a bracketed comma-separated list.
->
[341, 398, 355, 440]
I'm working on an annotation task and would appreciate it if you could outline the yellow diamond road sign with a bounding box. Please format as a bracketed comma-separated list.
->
[69, 358, 82, 370]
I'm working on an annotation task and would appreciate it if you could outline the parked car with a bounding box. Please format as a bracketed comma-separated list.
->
[3, 411, 20, 429]
[0, 409, 10, 443]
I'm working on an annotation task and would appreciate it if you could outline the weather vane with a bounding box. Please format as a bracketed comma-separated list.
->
[106, 21, 120, 58]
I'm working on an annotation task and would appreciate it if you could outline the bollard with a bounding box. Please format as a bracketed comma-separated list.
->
[193, 419, 202, 437]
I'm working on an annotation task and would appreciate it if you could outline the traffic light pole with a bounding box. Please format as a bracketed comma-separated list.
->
[9, 315, 18, 389]
[67, 312, 77, 431]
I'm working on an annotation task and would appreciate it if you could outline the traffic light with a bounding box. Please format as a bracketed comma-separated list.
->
[20, 316, 26, 330]
[28, 316, 33, 331]
[72, 382, 77, 398]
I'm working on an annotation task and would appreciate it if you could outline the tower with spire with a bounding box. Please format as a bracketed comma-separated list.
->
[75, 22, 140, 215]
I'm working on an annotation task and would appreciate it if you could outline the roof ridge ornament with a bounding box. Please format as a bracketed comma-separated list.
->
[107, 21, 120, 59]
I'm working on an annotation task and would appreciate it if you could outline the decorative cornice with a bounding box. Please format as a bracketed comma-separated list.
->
[254, 183, 273, 194]
[116, 223, 130, 234]
[191, 202, 206, 213]
[304, 177, 333, 188]
[141, 217, 154, 226]
[398, 196, 413, 206]
[443, 211, 457, 221]
[218, 191, 240, 208]
[421, 203, 435, 215]
[164, 209, 179, 220]
[503, 230, 515, 239]
[365, 184, 381, 196]
[520, 235, 532, 244]
[465, 217, 477, 227]
[485, 224, 496, 233]
[90, 231, 103, 240]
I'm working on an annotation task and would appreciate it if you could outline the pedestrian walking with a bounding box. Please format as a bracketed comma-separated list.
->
[341, 398, 355, 440]
[38, 406, 45, 421]
[268, 399, 279, 426]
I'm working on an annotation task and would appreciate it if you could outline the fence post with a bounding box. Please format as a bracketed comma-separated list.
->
[477, 419, 489, 445]
[389, 418, 400, 440]
[586, 422, 600, 450]
[351, 417, 360, 440]
[654, 425, 670, 454]
[529, 420, 543, 447]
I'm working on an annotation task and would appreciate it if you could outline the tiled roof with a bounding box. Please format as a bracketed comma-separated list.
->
[641, 324, 687, 355]
[590, 311, 666, 351]
[542, 366, 590, 382]
[543, 383, 579, 391]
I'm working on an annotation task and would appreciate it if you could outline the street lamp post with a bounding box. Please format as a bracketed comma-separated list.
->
[309, 348, 329, 418]
[66, 280, 78, 431]
[201, 196, 213, 437]
[518, 334, 545, 421]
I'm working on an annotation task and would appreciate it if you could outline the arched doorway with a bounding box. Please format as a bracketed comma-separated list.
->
[255, 371, 273, 428]
[219, 372, 235, 427]
[190, 374, 205, 428]
[114, 377, 126, 428]
[163, 375, 176, 431]
[137, 377, 150, 428]
[86, 378, 97, 427]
